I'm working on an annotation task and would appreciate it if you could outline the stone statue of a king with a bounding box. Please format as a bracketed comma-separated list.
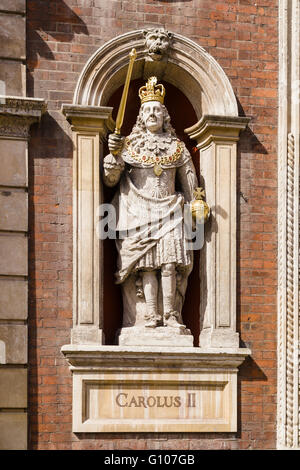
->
[103, 77, 203, 345]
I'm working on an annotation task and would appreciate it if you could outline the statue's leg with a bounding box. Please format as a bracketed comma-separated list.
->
[161, 263, 185, 329]
[142, 270, 160, 328]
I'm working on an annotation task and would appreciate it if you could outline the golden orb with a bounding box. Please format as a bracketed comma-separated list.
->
[190, 187, 210, 223]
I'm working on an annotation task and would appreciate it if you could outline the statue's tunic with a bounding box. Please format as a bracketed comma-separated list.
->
[104, 135, 198, 284]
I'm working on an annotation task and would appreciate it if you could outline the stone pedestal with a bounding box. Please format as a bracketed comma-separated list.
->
[118, 326, 194, 347]
[61, 345, 250, 433]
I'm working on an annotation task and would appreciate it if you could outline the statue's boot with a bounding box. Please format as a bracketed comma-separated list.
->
[144, 312, 160, 328]
[163, 310, 185, 329]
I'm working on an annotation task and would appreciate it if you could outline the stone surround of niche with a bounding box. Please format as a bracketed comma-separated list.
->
[62, 29, 251, 434]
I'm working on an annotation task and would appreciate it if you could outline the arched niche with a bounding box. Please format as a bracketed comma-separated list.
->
[102, 78, 200, 345]
[62, 29, 250, 349]
[73, 29, 238, 120]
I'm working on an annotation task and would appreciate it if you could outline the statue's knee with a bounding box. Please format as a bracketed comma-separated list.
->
[142, 270, 158, 290]
[161, 263, 176, 277]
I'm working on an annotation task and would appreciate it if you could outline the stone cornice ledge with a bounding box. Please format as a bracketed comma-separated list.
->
[185, 114, 251, 148]
[0, 96, 47, 118]
[61, 104, 115, 133]
[61, 345, 251, 371]
[0, 96, 47, 138]
[62, 103, 113, 120]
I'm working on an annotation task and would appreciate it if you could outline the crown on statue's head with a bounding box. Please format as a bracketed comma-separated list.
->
[138, 76, 165, 105]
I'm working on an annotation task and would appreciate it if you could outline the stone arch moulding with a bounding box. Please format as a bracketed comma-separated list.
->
[73, 29, 238, 118]
[61, 29, 250, 434]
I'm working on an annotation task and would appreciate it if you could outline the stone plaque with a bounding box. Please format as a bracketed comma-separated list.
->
[72, 369, 236, 432]
[83, 380, 230, 428]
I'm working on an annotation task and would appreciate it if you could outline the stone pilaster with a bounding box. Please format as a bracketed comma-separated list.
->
[0, 2, 31, 449]
[277, 0, 300, 450]
[0, 96, 46, 450]
[186, 115, 250, 349]
[62, 104, 113, 345]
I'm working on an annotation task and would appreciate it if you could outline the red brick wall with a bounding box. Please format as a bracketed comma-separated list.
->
[27, 0, 278, 450]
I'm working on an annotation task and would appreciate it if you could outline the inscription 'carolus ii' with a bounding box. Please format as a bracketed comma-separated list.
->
[115, 392, 196, 408]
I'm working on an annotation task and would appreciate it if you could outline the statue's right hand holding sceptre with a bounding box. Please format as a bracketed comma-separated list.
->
[103, 134, 125, 187]
[108, 133, 125, 156]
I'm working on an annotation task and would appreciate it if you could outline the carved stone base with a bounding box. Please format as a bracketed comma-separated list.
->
[71, 326, 104, 345]
[200, 328, 240, 349]
[117, 326, 194, 347]
[61, 345, 250, 433]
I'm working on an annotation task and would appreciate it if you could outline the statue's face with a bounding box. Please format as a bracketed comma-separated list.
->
[141, 101, 164, 134]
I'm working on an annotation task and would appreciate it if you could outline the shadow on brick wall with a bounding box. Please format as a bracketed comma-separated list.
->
[235, 100, 271, 441]
[29, 113, 73, 160]
[28, 112, 73, 449]
[27, 0, 89, 95]
[238, 354, 267, 381]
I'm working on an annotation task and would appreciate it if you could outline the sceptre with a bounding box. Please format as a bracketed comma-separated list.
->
[111, 48, 137, 155]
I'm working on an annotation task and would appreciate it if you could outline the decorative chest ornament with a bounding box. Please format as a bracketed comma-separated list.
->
[125, 137, 184, 176]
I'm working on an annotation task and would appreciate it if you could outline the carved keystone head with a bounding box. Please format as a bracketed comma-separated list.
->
[143, 28, 173, 62]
